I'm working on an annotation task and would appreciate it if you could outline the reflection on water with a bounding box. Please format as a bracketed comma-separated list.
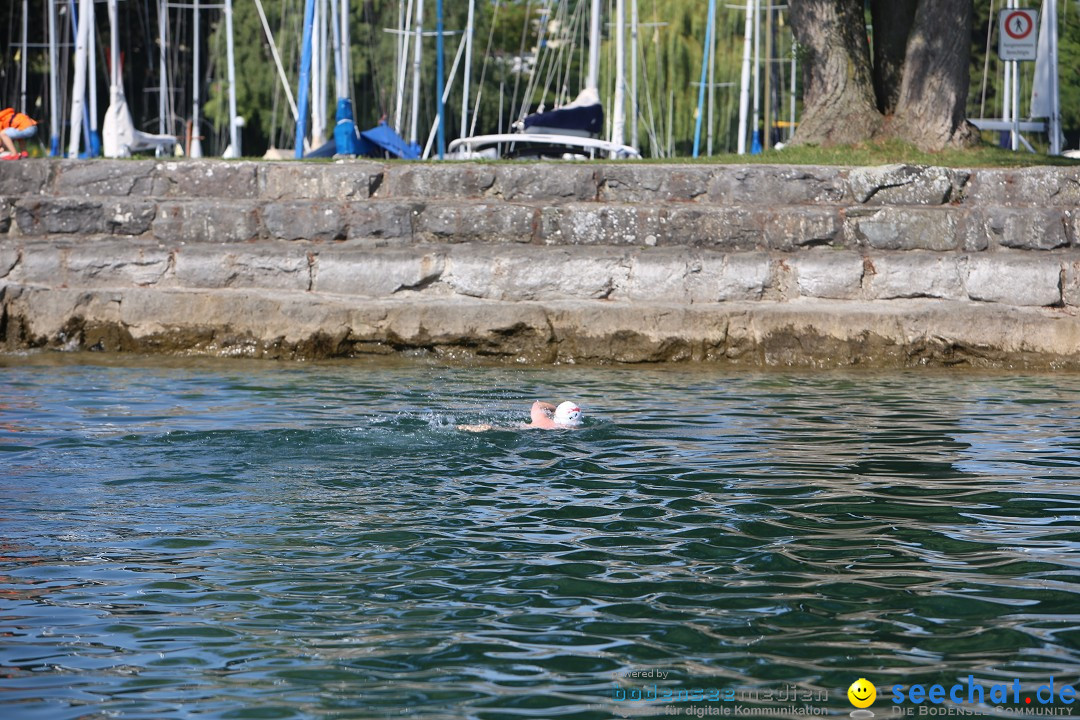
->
[1, 354, 1079, 720]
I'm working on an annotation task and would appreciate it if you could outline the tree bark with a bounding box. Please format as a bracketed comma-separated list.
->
[869, 0, 918, 116]
[789, 0, 882, 146]
[890, 0, 980, 150]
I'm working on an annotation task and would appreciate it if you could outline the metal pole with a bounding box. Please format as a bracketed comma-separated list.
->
[393, 0, 413, 133]
[410, 0, 424, 145]
[436, 0, 444, 158]
[20, 0, 28, 112]
[630, 0, 638, 152]
[48, 0, 60, 155]
[296, 0, 316, 158]
[737, 0, 752, 154]
[692, 0, 716, 157]
[588, 0, 600, 89]
[1012, 59, 1020, 151]
[69, 0, 91, 157]
[1048, 0, 1061, 155]
[225, 0, 239, 156]
[159, 0, 168, 150]
[87, 0, 99, 155]
[460, 0, 474, 140]
[706, 0, 716, 155]
[751, 0, 761, 153]
[612, 0, 625, 148]
[191, 0, 203, 156]
[763, 0, 773, 151]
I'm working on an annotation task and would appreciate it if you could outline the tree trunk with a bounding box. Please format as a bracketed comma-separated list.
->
[789, 0, 882, 146]
[869, 0, 917, 116]
[890, 0, 979, 150]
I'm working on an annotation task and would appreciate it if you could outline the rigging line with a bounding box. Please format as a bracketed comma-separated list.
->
[522, 0, 572, 117]
[508, 0, 534, 131]
[469, 0, 501, 136]
[556, 0, 587, 105]
[636, 5, 659, 158]
[980, 0, 994, 119]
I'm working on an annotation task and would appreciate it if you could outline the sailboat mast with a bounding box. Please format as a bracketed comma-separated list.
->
[20, 0, 28, 111]
[587, 0, 600, 90]
[393, 0, 413, 133]
[48, 0, 60, 155]
[460, 0, 475, 140]
[296, 0, 316, 157]
[159, 0, 168, 147]
[612, 0, 626, 147]
[630, 0, 638, 152]
[224, 0, 240, 156]
[410, 0, 424, 145]
[191, 0, 203, 156]
[69, 0, 91, 157]
[88, 0, 99, 155]
[692, 0, 715, 157]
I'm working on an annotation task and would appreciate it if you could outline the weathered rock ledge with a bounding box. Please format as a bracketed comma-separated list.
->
[2, 159, 1080, 367]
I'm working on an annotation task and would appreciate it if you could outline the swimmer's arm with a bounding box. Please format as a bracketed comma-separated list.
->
[529, 401, 558, 429]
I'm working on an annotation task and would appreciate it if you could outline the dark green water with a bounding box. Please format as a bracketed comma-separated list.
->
[1, 355, 1078, 720]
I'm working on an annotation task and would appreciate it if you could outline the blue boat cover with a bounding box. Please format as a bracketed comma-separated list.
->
[522, 103, 603, 137]
[358, 122, 421, 160]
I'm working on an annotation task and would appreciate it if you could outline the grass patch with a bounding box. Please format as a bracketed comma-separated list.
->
[690, 137, 1080, 168]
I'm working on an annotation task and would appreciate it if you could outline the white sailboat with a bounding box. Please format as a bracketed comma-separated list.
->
[449, 0, 639, 159]
[102, 0, 177, 157]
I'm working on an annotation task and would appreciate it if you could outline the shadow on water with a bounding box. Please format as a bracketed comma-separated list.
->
[1, 355, 1079, 719]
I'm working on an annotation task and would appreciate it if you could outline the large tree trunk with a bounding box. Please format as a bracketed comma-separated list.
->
[869, 0, 918, 116]
[890, 0, 980, 150]
[789, 0, 882, 146]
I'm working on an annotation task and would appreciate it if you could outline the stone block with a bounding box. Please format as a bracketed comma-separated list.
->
[598, 166, 712, 202]
[847, 164, 967, 205]
[0, 198, 11, 234]
[708, 165, 847, 205]
[259, 161, 383, 200]
[262, 202, 347, 242]
[151, 161, 260, 199]
[14, 199, 105, 235]
[866, 253, 966, 300]
[414, 202, 536, 243]
[846, 207, 962, 251]
[541, 204, 666, 246]
[765, 208, 844, 249]
[316, 249, 445, 296]
[65, 243, 172, 286]
[790, 252, 865, 299]
[493, 165, 598, 201]
[14, 244, 64, 284]
[442, 246, 624, 301]
[965, 255, 1062, 306]
[983, 208, 1068, 250]
[102, 201, 156, 235]
[170, 245, 311, 290]
[715, 253, 772, 301]
[344, 201, 414, 242]
[54, 161, 155, 197]
[662, 206, 764, 249]
[967, 167, 1080, 207]
[0, 159, 52, 195]
[1063, 260, 1080, 308]
[618, 250, 696, 302]
[152, 201, 260, 243]
[378, 164, 496, 199]
[0, 242, 19, 278]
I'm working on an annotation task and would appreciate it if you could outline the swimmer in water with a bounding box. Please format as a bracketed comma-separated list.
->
[457, 400, 584, 432]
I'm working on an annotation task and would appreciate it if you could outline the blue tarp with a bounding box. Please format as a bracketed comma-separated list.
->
[358, 122, 421, 160]
[304, 121, 420, 160]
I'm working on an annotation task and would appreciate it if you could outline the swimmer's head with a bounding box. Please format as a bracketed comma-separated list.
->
[554, 401, 583, 426]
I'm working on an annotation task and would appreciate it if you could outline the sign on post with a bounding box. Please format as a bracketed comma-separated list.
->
[998, 8, 1039, 61]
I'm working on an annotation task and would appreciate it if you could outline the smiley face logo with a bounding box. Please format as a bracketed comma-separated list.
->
[848, 678, 877, 708]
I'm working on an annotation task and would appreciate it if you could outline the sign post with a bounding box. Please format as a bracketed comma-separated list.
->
[998, 8, 1038, 151]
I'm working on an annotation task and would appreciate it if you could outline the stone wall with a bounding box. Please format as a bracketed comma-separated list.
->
[2, 159, 1079, 366]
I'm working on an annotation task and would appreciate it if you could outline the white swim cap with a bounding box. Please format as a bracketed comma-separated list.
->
[553, 401, 583, 426]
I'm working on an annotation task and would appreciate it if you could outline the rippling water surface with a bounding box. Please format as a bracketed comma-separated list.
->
[2, 354, 1079, 720]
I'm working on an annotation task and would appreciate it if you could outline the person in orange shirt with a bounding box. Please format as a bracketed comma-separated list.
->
[0, 108, 37, 159]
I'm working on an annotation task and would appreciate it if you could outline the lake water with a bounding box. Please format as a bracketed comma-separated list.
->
[2, 354, 1079, 720]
